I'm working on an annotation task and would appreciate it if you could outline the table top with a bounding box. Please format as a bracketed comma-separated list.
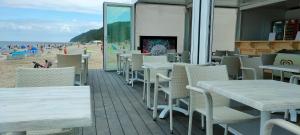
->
[143, 62, 174, 70]
[120, 53, 132, 58]
[0, 86, 92, 132]
[197, 80, 300, 111]
[259, 65, 300, 73]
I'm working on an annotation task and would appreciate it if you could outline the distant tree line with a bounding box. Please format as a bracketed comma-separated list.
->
[70, 21, 130, 43]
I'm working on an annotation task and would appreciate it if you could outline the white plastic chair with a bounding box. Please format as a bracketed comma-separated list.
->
[15, 67, 75, 135]
[185, 65, 257, 135]
[57, 54, 82, 85]
[240, 56, 264, 80]
[142, 56, 169, 101]
[16, 67, 75, 87]
[264, 119, 300, 135]
[130, 53, 144, 87]
[153, 63, 189, 133]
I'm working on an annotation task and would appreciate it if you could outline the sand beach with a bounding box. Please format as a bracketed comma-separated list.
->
[0, 43, 103, 87]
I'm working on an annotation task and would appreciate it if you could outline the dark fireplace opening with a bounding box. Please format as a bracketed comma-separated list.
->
[140, 36, 177, 55]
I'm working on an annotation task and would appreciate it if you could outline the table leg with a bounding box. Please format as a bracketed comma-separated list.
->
[117, 55, 120, 73]
[260, 111, 271, 135]
[280, 71, 284, 81]
[125, 59, 129, 83]
[146, 68, 151, 109]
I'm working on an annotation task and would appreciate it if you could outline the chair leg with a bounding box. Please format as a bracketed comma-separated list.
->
[135, 71, 138, 79]
[153, 82, 159, 120]
[142, 69, 147, 101]
[224, 124, 228, 135]
[188, 110, 193, 135]
[284, 110, 289, 120]
[164, 93, 167, 102]
[142, 81, 146, 101]
[131, 70, 134, 87]
[169, 95, 173, 134]
[201, 114, 205, 130]
[290, 109, 298, 122]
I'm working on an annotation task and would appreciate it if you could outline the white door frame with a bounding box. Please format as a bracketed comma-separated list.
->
[103, 2, 135, 70]
[190, 0, 215, 64]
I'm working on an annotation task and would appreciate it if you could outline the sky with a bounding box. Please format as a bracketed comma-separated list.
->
[0, 0, 132, 42]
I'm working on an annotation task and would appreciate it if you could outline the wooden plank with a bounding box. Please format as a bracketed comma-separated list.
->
[110, 72, 169, 135]
[96, 71, 124, 135]
[126, 79, 183, 135]
[91, 70, 110, 135]
[104, 71, 152, 135]
[100, 71, 138, 135]
[82, 71, 97, 135]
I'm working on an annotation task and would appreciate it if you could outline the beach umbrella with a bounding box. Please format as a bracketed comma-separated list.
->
[31, 47, 38, 50]
[21, 45, 26, 49]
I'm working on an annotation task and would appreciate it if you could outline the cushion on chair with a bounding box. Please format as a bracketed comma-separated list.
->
[195, 106, 257, 124]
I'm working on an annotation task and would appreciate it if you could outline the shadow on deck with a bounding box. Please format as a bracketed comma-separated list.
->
[77, 69, 295, 135]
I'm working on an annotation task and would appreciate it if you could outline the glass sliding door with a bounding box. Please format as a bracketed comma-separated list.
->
[103, 3, 134, 70]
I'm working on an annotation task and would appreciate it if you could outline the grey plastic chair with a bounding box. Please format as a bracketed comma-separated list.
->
[240, 56, 264, 80]
[181, 51, 190, 63]
[221, 56, 240, 80]
[167, 53, 178, 62]
[261, 54, 277, 65]
[213, 50, 227, 56]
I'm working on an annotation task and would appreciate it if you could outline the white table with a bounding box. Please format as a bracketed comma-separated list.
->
[197, 80, 300, 135]
[259, 65, 300, 81]
[0, 86, 92, 134]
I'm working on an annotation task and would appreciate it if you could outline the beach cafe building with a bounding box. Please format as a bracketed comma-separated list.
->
[101, 1, 300, 134]
[103, 0, 300, 70]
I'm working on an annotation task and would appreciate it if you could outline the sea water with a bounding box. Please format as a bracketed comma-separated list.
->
[0, 41, 72, 49]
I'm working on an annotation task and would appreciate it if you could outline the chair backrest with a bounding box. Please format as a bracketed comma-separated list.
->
[131, 53, 143, 71]
[240, 56, 263, 79]
[214, 50, 227, 56]
[57, 54, 82, 74]
[221, 56, 240, 78]
[261, 54, 277, 65]
[143, 56, 168, 63]
[16, 67, 75, 87]
[143, 56, 168, 82]
[68, 48, 84, 55]
[167, 53, 178, 62]
[131, 50, 141, 54]
[169, 64, 189, 98]
[181, 51, 190, 63]
[185, 65, 230, 108]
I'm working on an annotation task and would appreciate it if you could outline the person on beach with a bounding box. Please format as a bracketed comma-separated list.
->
[63, 45, 67, 54]
[33, 59, 52, 68]
[40, 45, 44, 54]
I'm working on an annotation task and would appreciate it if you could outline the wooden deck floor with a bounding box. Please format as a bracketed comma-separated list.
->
[76, 69, 224, 135]
[76, 69, 294, 135]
